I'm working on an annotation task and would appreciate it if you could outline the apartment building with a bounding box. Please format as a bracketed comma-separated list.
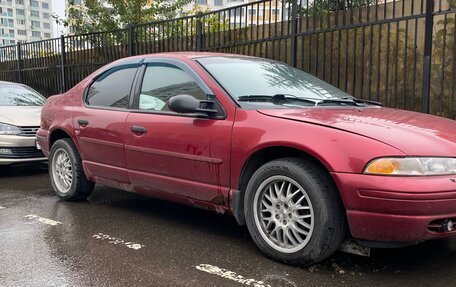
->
[178, 0, 289, 28]
[183, 0, 241, 12]
[0, 0, 54, 47]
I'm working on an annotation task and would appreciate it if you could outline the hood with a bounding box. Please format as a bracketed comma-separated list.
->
[0, 106, 42, 127]
[259, 107, 456, 156]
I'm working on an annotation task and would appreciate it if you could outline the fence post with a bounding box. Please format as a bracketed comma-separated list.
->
[128, 25, 135, 56]
[16, 42, 22, 83]
[196, 12, 204, 51]
[60, 35, 67, 93]
[422, 0, 434, 114]
[290, 0, 298, 67]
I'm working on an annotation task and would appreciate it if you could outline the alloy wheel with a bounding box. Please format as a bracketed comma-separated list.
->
[253, 175, 314, 253]
[52, 148, 73, 194]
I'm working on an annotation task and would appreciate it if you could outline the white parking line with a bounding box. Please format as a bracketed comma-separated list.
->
[196, 264, 271, 287]
[0, 206, 5, 209]
[24, 214, 62, 226]
[92, 233, 145, 250]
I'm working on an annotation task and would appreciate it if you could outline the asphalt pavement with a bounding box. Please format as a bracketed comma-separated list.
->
[1, 165, 455, 287]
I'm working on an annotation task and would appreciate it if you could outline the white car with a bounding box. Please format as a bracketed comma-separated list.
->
[0, 81, 47, 166]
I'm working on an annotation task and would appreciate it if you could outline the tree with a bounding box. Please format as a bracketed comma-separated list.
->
[55, 0, 191, 35]
[301, 0, 376, 15]
[322, 0, 375, 10]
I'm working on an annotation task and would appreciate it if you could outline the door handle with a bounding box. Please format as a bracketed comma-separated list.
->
[131, 126, 147, 134]
[77, 119, 89, 127]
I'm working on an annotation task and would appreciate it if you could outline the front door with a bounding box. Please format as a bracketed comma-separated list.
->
[124, 60, 233, 204]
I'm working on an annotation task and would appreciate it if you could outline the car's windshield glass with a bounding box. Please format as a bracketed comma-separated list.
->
[197, 57, 352, 103]
[0, 83, 46, 106]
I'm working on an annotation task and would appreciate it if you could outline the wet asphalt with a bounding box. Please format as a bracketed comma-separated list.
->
[0, 165, 455, 287]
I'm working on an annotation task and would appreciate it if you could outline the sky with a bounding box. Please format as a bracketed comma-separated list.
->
[51, 0, 66, 36]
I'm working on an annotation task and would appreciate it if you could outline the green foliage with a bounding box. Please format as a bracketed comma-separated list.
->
[55, 0, 191, 35]
[175, 5, 230, 36]
[430, 17, 456, 119]
[301, 0, 376, 15]
[451, 0, 456, 8]
[143, 5, 230, 44]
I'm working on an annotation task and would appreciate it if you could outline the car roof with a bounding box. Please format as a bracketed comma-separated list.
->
[113, 51, 257, 65]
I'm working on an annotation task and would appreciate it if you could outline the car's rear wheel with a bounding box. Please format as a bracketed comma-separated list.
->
[49, 139, 94, 201]
[244, 158, 345, 266]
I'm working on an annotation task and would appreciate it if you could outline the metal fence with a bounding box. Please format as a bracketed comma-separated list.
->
[0, 0, 455, 119]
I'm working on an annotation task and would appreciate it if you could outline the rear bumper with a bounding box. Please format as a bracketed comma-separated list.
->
[332, 172, 456, 243]
[36, 129, 50, 158]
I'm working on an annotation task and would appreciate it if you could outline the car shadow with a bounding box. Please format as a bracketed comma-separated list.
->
[0, 163, 48, 178]
[86, 185, 249, 241]
[81, 185, 456, 276]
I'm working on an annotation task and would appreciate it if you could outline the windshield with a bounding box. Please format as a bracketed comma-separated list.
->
[197, 57, 352, 102]
[0, 83, 46, 106]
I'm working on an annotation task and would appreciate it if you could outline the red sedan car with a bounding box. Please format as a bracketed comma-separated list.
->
[37, 52, 456, 265]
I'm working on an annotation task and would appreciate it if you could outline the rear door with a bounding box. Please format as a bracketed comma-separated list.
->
[124, 59, 234, 203]
[74, 63, 139, 185]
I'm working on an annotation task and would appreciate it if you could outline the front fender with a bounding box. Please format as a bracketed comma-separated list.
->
[230, 110, 405, 189]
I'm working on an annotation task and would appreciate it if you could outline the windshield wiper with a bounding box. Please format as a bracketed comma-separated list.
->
[238, 94, 318, 105]
[317, 98, 363, 107]
[349, 97, 383, 106]
[317, 97, 383, 107]
[238, 94, 383, 107]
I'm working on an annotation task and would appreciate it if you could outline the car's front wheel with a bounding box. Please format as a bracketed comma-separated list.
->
[49, 138, 94, 201]
[244, 158, 346, 266]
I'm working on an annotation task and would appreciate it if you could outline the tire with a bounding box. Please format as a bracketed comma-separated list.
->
[244, 157, 346, 266]
[49, 138, 94, 201]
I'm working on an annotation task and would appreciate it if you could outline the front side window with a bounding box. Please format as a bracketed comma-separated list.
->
[138, 63, 206, 111]
[0, 84, 45, 106]
[86, 66, 137, 109]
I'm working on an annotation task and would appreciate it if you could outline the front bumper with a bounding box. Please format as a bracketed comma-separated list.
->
[0, 135, 46, 165]
[332, 172, 456, 244]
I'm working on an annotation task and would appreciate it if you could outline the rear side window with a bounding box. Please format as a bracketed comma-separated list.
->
[86, 65, 137, 109]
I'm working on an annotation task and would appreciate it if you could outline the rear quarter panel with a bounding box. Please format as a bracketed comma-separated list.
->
[38, 83, 89, 157]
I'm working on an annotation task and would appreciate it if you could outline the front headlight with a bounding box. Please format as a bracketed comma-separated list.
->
[0, 123, 21, 135]
[364, 157, 456, 176]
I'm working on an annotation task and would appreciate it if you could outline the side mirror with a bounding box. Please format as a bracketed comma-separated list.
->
[168, 94, 218, 117]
